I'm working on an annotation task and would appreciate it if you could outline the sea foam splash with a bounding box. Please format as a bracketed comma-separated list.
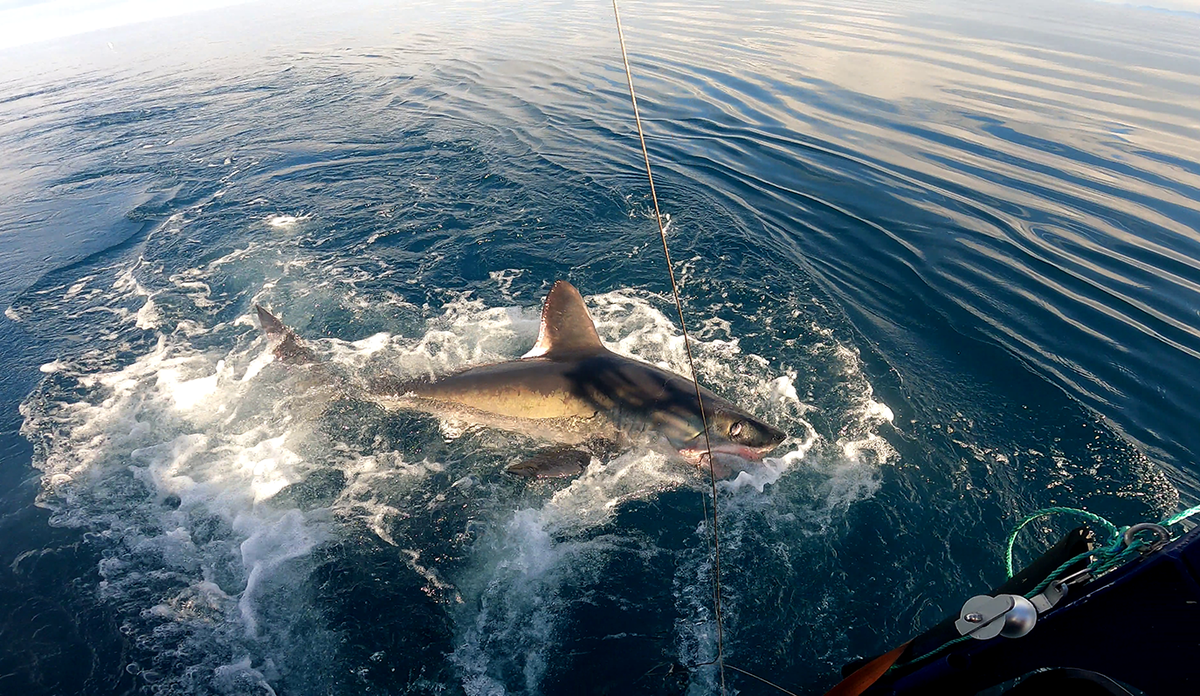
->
[20, 267, 892, 695]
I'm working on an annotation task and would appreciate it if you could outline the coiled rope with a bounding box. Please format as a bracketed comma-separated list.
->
[1005, 502, 1200, 584]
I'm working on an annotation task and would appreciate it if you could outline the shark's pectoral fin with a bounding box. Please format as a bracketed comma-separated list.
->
[505, 438, 619, 479]
[506, 446, 591, 478]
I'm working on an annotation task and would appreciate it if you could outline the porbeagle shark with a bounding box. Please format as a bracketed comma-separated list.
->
[256, 281, 786, 478]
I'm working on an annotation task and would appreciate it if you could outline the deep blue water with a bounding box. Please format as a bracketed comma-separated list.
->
[2, 0, 1199, 694]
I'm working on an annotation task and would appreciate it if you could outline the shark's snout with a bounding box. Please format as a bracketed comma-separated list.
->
[673, 410, 788, 478]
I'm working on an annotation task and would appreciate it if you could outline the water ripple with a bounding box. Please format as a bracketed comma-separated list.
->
[3, 0, 1199, 694]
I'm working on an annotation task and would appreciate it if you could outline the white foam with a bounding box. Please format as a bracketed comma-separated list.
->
[112, 263, 162, 329]
[211, 656, 279, 696]
[240, 349, 275, 383]
[267, 214, 308, 228]
[64, 276, 92, 299]
[725, 435, 817, 494]
[236, 509, 324, 636]
[322, 293, 542, 379]
[22, 317, 341, 693]
[136, 296, 161, 329]
[452, 502, 612, 695]
[489, 269, 526, 299]
[24, 277, 896, 695]
[157, 359, 227, 411]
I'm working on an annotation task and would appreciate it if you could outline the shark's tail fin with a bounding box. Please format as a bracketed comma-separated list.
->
[256, 304, 288, 339]
[255, 304, 317, 365]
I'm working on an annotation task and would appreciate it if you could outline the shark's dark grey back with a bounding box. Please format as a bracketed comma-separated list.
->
[522, 281, 607, 359]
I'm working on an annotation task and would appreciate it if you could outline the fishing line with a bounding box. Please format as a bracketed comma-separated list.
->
[725, 664, 803, 696]
[611, 1, 727, 692]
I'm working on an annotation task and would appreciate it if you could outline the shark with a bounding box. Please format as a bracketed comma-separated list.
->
[256, 281, 786, 478]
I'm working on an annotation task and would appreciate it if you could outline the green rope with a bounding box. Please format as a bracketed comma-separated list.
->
[1022, 547, 1094, 598]
[1006, 502, 1200, 580]
[896, 634, 972, 668]
[1004, 506, 1120, 579]
[1164, 502, 1200, 527]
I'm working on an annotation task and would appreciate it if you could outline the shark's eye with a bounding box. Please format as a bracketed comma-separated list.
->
[729, 421, 745, 439]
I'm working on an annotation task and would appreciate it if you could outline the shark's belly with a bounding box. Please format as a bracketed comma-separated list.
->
[370, 360, 616, 444]
[411, 397, 616, 445]
[412, 361, 596, 420]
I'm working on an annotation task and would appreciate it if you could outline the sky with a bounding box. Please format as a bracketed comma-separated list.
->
[1096, 0, 1200, 11]
[1, 0, 1198, 52]
[0, 0, 260, 50]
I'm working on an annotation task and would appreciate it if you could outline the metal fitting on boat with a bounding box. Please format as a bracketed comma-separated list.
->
[1123, 523, 1169, 554]
[955, 594, 1039, 640]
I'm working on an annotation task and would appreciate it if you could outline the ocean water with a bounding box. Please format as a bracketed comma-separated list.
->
[1, 0, 1198, 694]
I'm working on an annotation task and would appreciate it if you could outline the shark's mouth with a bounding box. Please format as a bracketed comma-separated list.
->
[676, 443, 773, 480]
[677, 442, 769, 464]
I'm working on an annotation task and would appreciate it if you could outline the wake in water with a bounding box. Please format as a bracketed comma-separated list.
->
[17, 240, 895, 694]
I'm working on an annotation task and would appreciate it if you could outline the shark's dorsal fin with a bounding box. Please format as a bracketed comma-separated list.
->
[522, 281, 605, 359]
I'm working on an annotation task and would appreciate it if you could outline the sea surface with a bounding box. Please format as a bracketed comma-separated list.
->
[2, 0, 1198, 694]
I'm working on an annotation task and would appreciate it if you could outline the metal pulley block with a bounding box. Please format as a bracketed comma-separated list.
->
[955, 594, 1039, 640]
[956, 577, 1074, 641]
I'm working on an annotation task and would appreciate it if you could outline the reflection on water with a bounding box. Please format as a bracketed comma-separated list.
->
[1, 0, 1198, 694]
